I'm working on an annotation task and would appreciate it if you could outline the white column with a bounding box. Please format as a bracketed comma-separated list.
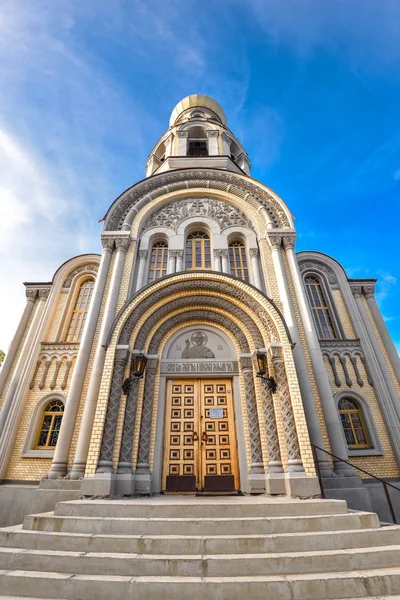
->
[69, 236, 130, 479]
[135, 250, 148, 291]
[269, 234, 333, 477]
[352, 286, 400, 418]
[206, 130, 219, 155]
[213, 250, 222, 272]
[221, 250, 229, 274]
[363, 285, 400, 385]
[221, 132, 231, 155]
[0, 289, 37, 396]
[167, 251, 176, 275]
[249, 248, 262, 290]
[175, 250, 184, 272]
[46, 239, 115, 479]
[0, 292, 46, 438]
[177, 131, 188, 155]
[164, 133, 174, 158]
[284, 237, 355, 476]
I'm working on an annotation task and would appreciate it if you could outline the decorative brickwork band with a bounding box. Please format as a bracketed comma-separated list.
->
[239, 356, 264, 473]
[269, 345, 304, 472]
[117, 380, 140, 474]
[96, 348, 130, 473]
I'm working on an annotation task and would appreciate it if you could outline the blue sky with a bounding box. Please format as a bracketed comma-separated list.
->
[0, 0, 399, 353]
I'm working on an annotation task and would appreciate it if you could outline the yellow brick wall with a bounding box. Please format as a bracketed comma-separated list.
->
[332, 289, 356, 338]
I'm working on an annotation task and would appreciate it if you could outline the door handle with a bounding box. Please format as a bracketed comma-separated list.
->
[193, 431, 199, 441]
[202, 431, 208, 442]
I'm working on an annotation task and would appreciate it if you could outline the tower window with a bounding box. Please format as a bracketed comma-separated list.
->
[36, 399, 64, 449]
[186, 231, 211, 270]
[148, 241, 168, 282]
[304, 276, 336, 340]
[229, 241, 249, 282]
[338, 398, 370, 449]
[66, 279, 94, 342]
[187, 140, 208, 157]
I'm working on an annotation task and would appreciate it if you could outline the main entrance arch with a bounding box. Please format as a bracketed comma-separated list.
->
[82, 272, 319, 498]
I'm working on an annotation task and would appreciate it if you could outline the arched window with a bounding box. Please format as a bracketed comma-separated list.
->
[229, 241, 249, 281]
[186, 231, 211, 270]
[36, 399, 64, 449]
[187, 126, 208, 157]
[304, 276, 337, 339]
[148, 241, 168, 282]
[338, 398, 370, 449]
[66, 279, 94, 342]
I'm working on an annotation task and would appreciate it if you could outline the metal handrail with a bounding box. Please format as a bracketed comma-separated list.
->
[311, 443, 399, 525]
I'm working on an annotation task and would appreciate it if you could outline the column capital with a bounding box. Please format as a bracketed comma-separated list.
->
[139, 249, 148, 259]
[221, 131, 231, 143]
[114, 235, 131, 253]
[169, 249, 184, 258]
[239, 355, 253, 371]
[349, 284, 363, 298]
[268, 342, 284, 363]
[267, 232, 283, 249]
[214, 249, 228, 258]
[101, 236, 115, 251]
[25, 287, 38, 301]
[363, 284, 376, 299]
[282, 232, 297, 250]
[249, 247, 259, 258]
[115, 347, 130, 365]
[177, 130, 189, 138]
[38, 287, 51, 300]
[206, 129, 219, 138]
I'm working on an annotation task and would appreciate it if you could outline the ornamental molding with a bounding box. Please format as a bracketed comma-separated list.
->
[105, 169, 290, 231]
[363, 284, 376, 298]
[249, 248, 259, 257]
[63, 264, 98, 288]
[213, 249, 228, 258]
[169, 249, 184, 258]
[319, 339, 361, 351]
[141, 196, 253, 234]
[349, 283, 363, 297]
[298, 260, 337, 284]
[41, 342, 80, 353]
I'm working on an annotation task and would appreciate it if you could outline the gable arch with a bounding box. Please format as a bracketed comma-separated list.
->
[102, 169, 293, 232]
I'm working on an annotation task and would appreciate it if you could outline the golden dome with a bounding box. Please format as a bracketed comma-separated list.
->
[169, 94, 227, 127]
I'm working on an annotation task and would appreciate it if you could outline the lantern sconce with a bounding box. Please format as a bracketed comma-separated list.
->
[122, 353, 148, 396]
[256, 351, 277, 393]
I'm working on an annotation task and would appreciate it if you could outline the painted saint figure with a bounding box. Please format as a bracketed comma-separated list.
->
[181, 331, 215, 359]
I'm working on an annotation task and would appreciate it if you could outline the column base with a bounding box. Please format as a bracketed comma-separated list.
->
[265, 472, 286, 495]
[81, 472, 116, 497]
[46, 461, 68, 480]
[248, 472, 266, 494]
[69, 461, 86, 480]
[135, 464, 151, 496]
[115, 473, 135, 496]
[284, 472, 321, 498]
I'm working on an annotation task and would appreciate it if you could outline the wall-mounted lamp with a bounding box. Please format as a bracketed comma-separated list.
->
[122, 353, 148, 395]
[256, 351, 277, 393]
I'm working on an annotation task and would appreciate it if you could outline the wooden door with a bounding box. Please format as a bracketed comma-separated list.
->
[162, 379, 239, 492]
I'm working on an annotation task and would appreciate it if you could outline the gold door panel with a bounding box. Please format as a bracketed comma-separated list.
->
[162, 379, 239, 492]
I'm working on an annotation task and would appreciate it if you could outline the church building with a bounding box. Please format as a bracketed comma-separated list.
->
[1, 95, 399, 519]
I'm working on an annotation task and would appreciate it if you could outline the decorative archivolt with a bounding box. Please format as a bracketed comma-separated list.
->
[299, 260, 337, 285]
[114, 278, 282, 347]
[141, 197, 253, 233]
[104, 169, 291, 231]
[63, 264, 98, 288]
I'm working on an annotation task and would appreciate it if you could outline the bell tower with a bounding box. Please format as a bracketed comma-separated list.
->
[146, 94, 251, 177]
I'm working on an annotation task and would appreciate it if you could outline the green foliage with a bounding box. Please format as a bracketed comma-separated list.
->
[0, 350, 5, 364]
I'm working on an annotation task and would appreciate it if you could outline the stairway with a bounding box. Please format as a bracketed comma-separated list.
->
[0, 495, 400, 599]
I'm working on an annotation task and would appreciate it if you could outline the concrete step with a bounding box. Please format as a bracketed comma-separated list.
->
[54, 497, 349, 519]
[1, 524, 400, 555]
[1, 567, 400, 600]
[0, 545, 400, 577]
[23, 511, 379, 536]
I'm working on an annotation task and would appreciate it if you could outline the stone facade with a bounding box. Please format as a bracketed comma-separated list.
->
[0, 94, 399, 520]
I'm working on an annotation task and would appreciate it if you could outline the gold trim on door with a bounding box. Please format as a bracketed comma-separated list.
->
[162, 378, 239, 491]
